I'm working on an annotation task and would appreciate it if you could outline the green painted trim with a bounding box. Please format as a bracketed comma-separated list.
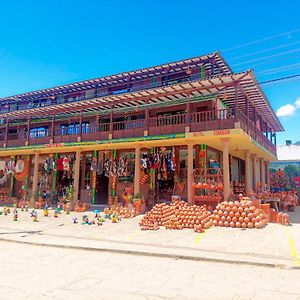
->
[0, 133, 186, 152]
[91, 150, 97, 204]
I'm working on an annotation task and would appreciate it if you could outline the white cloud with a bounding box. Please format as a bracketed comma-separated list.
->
[295, 98, 300, 108]
[276, 104, 296, 117]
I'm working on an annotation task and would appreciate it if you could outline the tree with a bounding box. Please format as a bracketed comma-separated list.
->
[284, 164, 300, 186]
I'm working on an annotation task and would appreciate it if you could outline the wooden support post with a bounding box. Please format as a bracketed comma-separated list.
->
[51, 115, 55, 142]
[266, 161, 270, 191]
[252, 154, 258, 190]
[73, 151, 81, 204]
[27, 117, 31, 144]
[259, 158, 265, 184]
[244, 151, 251, 196]
[134, 146, 141, 196]
[79, 111, 83, 139]
[187, 143, 194, 204]
[81, 153, 86, 188]
[234, 85, 238, 122]
[30, 152, 40, 207]
[221, 139, 230, 201]
[4, 120, 9, 146]
[144, 108, 149, 136]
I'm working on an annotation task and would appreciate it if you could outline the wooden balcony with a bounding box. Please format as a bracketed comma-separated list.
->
[0, 108, 277, 156]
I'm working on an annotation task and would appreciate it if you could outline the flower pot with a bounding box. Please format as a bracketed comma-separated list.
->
[133, 200, 142, 214]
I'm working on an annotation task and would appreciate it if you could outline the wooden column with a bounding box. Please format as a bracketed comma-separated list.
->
[187, 143, 194, 204]
[27, 117, 31, 144]
[134, 146, 141, 196]
[81, 153, 86, 188]
[252, 154, 258, 190]
[73, 151, 81, 204]
[51, 115, 55, 142]
[266, 161, 270, 191]
[221, 139, 230, 201]
[259, 158, 265, 184]
[244, 151, 251, 196]
[30, 152, 40, 207]
[109, 112, 113, 137]
[185, 93, 191, 131]
[144, 108, 149, 136]
[4, 120, 9, 146]
[234, 85, 238, 122]
[79, 111, 83, 139]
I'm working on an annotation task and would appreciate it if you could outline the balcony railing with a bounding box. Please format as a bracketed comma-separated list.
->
[0, 108, 276, 156]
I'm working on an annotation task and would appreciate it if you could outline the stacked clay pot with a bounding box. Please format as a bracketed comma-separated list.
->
[276, 212, 290, 226]
[212, 200, 268, 229]
[139, 201, 212, 232]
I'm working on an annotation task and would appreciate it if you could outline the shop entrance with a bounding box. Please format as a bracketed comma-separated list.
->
[95, 171, 109, 204]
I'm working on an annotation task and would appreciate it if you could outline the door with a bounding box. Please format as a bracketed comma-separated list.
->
[95, 171, 109, 204]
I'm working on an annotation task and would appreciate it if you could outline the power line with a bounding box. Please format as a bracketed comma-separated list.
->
[232, 47, 300, 67]
[221, 28, 300, 52]
[257, 62, 300, 75]
[227, 40, 300, 61]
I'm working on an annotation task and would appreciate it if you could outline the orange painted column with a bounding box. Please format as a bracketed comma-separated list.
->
[244, 150, 251, 196]
[134, 146, 141, 196]
[222, 139, 230, 201]
[260, 158, 265, 184]
[266, 161, 270, 191]
[73, 151, 81, 204]
[187, 143, 194, 204]
[252, 154, 257, 191]
[30, 152, 40, 207]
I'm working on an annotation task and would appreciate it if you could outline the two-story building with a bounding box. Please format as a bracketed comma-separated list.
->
[0, 51, 283, 208]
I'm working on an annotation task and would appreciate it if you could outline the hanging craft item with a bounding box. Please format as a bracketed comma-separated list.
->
[7, 158, 15, 173]
[0, 160, 6, 172]
[140, 174, 149, 185]
[63, 156, 70, 172]
[44, 155, 55, 174]
[14, 158, 29, 182]
[111, 150, 117, 199]
[51, 153, 58, 199]
[199, 144, 206, 169]
[117, 155, 127, 177]
[0, 172, 8, 185]
[104, 158, 110, 177]
[90, 156, 97, 171]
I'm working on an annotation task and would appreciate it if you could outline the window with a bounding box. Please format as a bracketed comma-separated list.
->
[29, 127, 49, 138]
[60, 122, 90, 135]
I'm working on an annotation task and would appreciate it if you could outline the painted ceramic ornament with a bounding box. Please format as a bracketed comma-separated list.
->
[72, 217, 78, 224]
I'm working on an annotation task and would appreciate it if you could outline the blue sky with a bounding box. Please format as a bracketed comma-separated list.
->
[0, 0, 300, 145]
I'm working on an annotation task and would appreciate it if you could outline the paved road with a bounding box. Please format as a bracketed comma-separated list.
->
[0, 241, 300, 300]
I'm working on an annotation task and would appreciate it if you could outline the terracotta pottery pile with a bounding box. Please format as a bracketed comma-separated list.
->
[139, 201, 212, 232]
[119, 206, 136, 219]
[212, 200, 268, 229]
[276, 212, 290, 225]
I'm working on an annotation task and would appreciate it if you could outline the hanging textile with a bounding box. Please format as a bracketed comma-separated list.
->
[0, 160, 6, 171]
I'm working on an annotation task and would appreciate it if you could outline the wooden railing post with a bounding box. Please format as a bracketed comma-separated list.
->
[27, 117, 31, 145]
[4, 119, 9, 147]
[51, 115, 55, 143]
[109, 112, 113, 139]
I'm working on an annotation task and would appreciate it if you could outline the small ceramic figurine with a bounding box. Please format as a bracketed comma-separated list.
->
[65, 204, 70, 215]
[13, 208, 18, 221]
[33, 211, 38, 222]
[111, 210, 118, 223]
[54, 210, 59, 218]
[44, 207, 49, 217]
[25, 204, 29, 212]
[72, 217, 78, 224]
[21, 205, 24, 212]
[4, 206, 8, 216]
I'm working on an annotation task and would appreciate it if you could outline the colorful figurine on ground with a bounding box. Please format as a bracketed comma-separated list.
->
[81, 215, 89, 225]
[21, 205, 24, 212]
[72, 217, 78, 224]
[13, 207, 18, 221]
[44, 207, 49, 217]
[32, 210, 38, 222]
[25, 204, 29, 212]
[65, 204, 70, 215]
[54, 210, 59, 218]
[4, 206, 8, 215]
[111, 210, 118, 223]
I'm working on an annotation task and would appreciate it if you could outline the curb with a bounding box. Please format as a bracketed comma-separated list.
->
[0, 237, 295, 270]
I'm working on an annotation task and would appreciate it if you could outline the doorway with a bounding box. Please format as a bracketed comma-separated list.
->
[95, 171, 109, 204]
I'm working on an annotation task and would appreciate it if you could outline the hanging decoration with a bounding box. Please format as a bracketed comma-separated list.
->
[199, 144, 207, 169]
[9, 157, 16, 196]
[14, 158, 29, 182]
[44, 155, 55, 174]
[51, 153, 58, 199]
[63, 156, 70, 172]
[111, 149, 117, 199]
